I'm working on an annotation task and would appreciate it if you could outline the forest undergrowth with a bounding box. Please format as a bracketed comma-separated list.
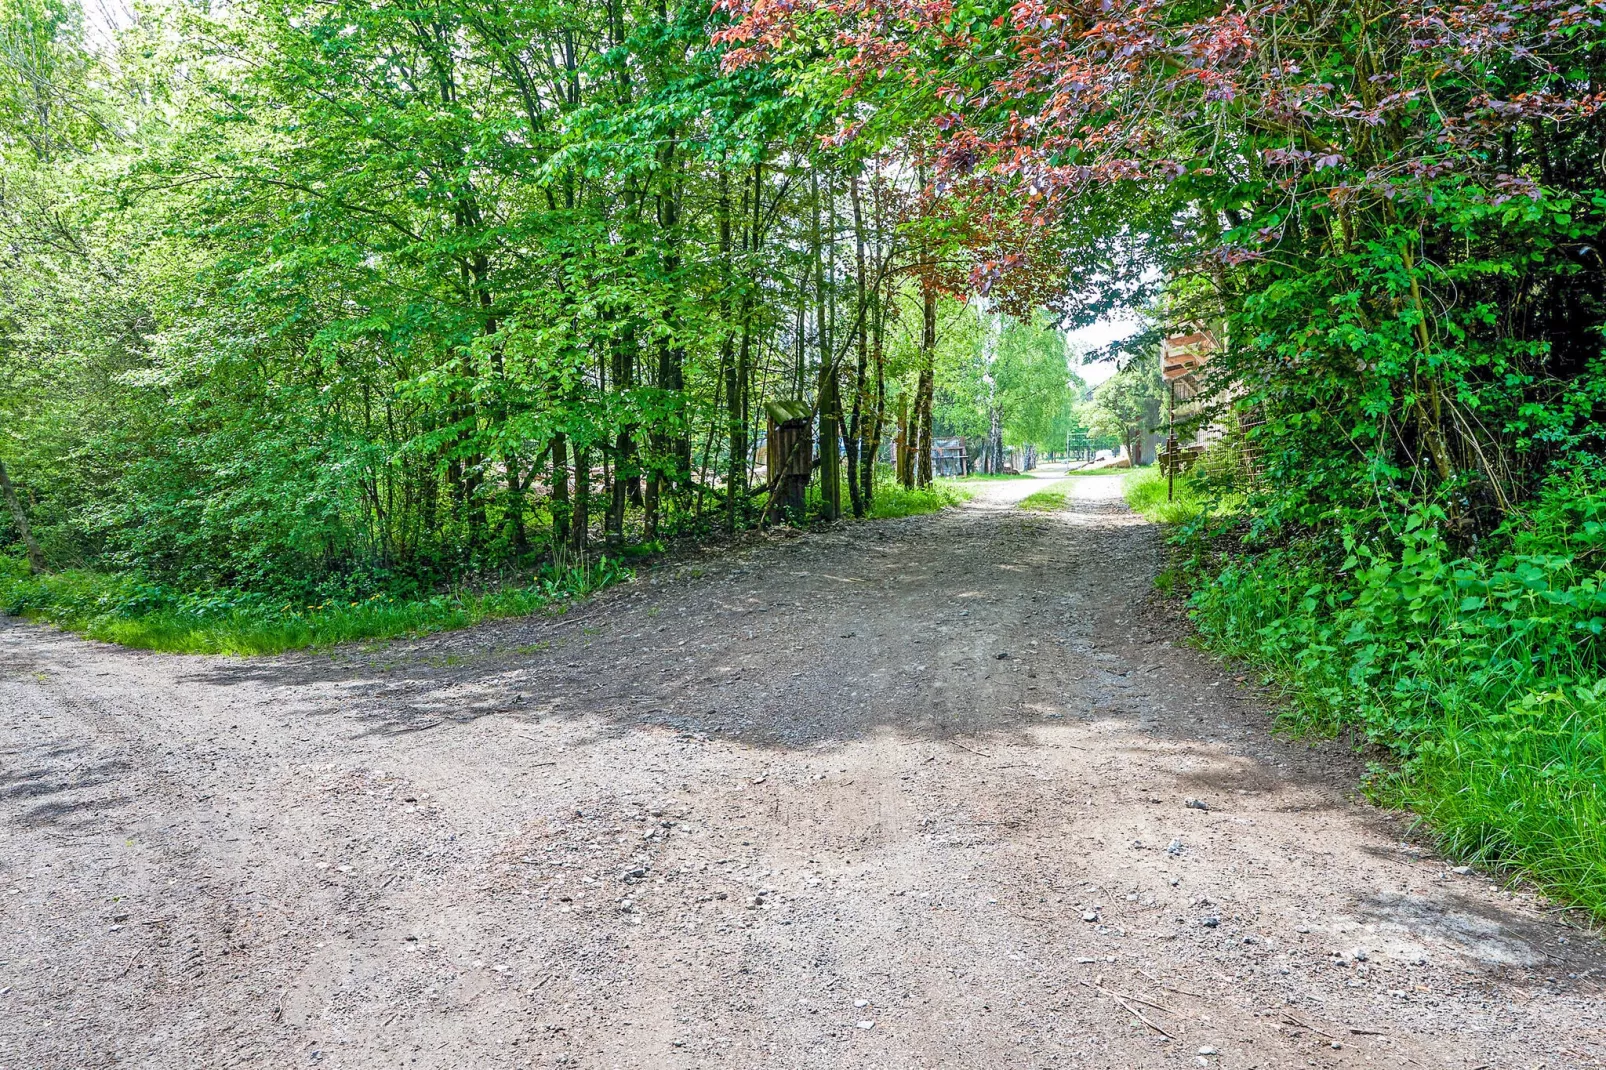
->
[0, 553, 633, 655]
[0, 474, 967, 654]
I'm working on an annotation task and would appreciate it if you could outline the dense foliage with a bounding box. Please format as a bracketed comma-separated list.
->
[720, 0, 1606, 523]
[0, 0, 1075, 613]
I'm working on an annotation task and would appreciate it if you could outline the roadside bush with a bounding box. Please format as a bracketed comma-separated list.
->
[1174, 474, 1606, 913]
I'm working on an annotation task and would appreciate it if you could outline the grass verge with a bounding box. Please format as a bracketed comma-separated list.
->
[802, 472, 973, 520]
[0, 555, 632, 656]
[1018, 481, 1071, 511]
[1015, 470, 1127, 511]
[869, 479, 972, 518]
[1122, 465, 1211, 524]
[4, 474, 964, 656]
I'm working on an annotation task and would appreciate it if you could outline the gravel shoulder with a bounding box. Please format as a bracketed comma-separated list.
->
[3, 468, 1602, 1069]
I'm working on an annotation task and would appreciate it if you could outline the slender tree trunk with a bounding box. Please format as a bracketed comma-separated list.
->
[0, 457, 44, 574]
[842, 406, 862, 519]
[659, 171, 689, 499]
[552, 433, 571, 549]
[793, 283, 806, 399]
[622, 184, 645, 515]
[719, 167, 739, 534]
[505, 457, 528, 555]
[812, 169, 841, 521]
[843, 171, 868, 519]
[727, 159, 761, 532]
[483, 316, 527, 556]
[915, 284, 936, 486]
[732, 318, 752, 525]
[861, 272, 886, 509]
[446, 453, 464, 531]
[464, 451, 487, 548]
[896, 392, 912, 487]
[646, 128, 684, 538]
[570, 443, 590, 557]
[607, 323, 636, 547]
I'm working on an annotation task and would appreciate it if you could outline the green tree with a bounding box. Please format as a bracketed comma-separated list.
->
[993, 315, 1076, 452]
[1087, 361, 1165, 467]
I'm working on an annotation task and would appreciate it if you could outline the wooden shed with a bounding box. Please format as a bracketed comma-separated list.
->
[764, 400, 814, 521]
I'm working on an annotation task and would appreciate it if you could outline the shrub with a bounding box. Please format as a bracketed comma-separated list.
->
[1175, 476, 1606, 915]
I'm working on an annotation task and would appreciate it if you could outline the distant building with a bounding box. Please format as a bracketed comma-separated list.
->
[930, 437, 971, 477]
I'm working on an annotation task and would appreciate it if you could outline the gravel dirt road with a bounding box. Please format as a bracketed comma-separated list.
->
[3, 470, 1602, 1070]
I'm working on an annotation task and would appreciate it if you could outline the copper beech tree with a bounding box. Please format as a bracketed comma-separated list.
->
[718, 0, 1606, 529]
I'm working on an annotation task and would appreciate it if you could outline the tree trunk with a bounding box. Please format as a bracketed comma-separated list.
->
[647, 128, 684, 537]
[644, 473, 659, 539]
[719, 166, 740, 534]
[812, 169, 841, 521]
[658, 164, 689, 501]
[728, 159, 761, 532]
[861, 272, 887, 509]
[915, 284, 936, 486]
[552, 433, 571, 549]
[504, 455, 529, 555]
[607, 323, 636, 547]
[570, 442, 590, 558]
[896, 392, 912, 487]
[0, 457, 44, 574]
[843, 170, 868, 519]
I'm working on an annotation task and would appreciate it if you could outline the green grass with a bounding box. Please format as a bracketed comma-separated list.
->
[0, 556, 632, 656]
[801, 471, 973, 520]
[1017, 481, 1071, 511]
[868, 479, 972, 518]
[1013, 470, 1126, 512]
[1401, 684, 1606, 911]
[1122, 465, 1209, 524]
[949, 471, 1034, 482]
[7, 473, 965, 657]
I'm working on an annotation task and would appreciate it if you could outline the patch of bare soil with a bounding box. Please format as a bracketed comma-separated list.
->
[2, 468, 1602, 1069]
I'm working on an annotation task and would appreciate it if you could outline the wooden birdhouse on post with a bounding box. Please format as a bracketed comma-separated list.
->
[764, 399, 814, 523]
